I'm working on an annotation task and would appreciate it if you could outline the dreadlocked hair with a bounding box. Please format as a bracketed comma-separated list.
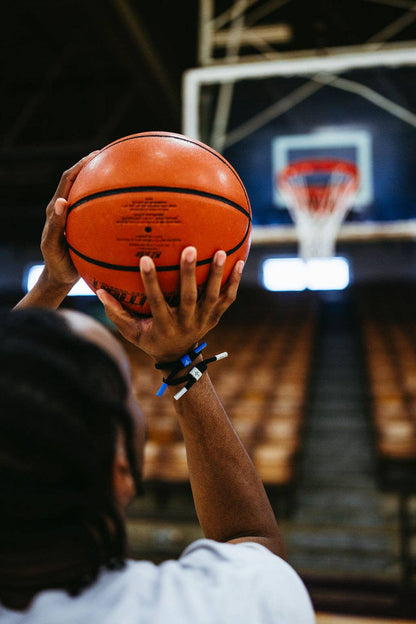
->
[0, 307, 141, 610]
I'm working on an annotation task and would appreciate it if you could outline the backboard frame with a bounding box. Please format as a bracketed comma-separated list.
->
[182, 42, 416, 245]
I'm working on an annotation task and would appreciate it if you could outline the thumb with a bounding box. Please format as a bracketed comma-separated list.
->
[54, 197, 68, 218]
[41, 198, 70, 255]
[96, 289, 140, 342]
[47, 198, 68, 238]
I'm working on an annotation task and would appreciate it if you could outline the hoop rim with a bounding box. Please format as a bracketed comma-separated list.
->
[278, 158, 359, 190]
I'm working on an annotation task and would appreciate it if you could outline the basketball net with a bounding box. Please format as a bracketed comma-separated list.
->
[278, 159, 359, 260]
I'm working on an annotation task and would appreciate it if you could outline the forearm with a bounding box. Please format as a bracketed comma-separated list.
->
[168, 372, 285, 557]
[13, 268, 77, 310]
[95, 249, 281, 549]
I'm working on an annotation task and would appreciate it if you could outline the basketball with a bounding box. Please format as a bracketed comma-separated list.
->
[66, 131, 252, 315]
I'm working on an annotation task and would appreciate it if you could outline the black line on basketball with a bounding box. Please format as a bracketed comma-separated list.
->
[100, 132, 249, 202]
[68, 186, 251, 219]
[67, 221, 251, 273]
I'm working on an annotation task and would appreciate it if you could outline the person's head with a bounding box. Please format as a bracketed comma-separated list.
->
[0, 307, 145, 609]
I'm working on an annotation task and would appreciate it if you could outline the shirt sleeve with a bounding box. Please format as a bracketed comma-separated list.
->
[179, 539, 316, 624]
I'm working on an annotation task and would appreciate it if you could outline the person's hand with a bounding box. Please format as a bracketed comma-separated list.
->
[97, 247, 244, 362]
[40, 151, 99, 289]
[14, 151, 99, 310]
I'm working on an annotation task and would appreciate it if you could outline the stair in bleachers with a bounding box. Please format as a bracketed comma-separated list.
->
[358, 283, 416, 590]
[285, 296, 399, 583]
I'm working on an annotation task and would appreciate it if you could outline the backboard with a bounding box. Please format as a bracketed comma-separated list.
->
[183, 44, 416, 246]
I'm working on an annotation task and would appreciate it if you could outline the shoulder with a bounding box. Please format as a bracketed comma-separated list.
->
[3, 545, 315, 624]
[180, 537, 298, 577]
[175, 539, 315, 622]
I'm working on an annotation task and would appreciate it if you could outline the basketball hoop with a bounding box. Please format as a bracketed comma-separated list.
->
[278, 159, 359, 260]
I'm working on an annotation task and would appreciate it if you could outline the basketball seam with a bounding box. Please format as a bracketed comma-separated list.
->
[97, 132, 251, 210]
[67, 221, 251, 273]
[68, 186, 251, 219]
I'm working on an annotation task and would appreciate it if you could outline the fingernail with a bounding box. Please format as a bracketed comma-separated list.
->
[54, 199, 65, 216]
[96, 289, 105, 303]
[237, 261, 244, 274]
[215, 250, 226, 267]
[184, 247, 196, 263]
[140, 256, 153, 272]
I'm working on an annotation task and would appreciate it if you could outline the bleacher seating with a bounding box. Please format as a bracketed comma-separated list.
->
[357, 284, 416, 588]
[121, 289, 318, 513]
[358, 285, 416, 465]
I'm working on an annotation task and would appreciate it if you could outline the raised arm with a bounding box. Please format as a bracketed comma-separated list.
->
[98, 248, 286, 559]
[14, 152, 98, 310]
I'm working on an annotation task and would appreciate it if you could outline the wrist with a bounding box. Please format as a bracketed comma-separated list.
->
[165, 362, 210, 402]
[155, 344, 227, 401]
[151, 342, 199, 366]
[158, 353, 204, 379]
[39, 267, 78, 292]
[16, 267, 78, 310]
[155, 343, 204, 371]
[155, 344, 206, 398]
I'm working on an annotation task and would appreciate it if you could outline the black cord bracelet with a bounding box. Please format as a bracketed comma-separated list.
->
[156, 342, 207, 397]
[162, 354, 227, 386]
[155, 342, 207, 372]
[155, 342, 228, 399]
[172, 353, 228, 401]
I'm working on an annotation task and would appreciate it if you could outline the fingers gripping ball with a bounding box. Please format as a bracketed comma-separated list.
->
[66, 132, 252, 315]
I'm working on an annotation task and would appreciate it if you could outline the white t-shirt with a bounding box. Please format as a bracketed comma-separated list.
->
[0, 539, 315, 623]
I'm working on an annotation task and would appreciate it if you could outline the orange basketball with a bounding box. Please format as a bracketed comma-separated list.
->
[66, 132, 252, 315]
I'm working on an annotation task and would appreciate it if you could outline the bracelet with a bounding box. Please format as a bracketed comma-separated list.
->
[155, 343, 228, 400]
[155, 342, 207, 372]
[172, 353, 228, 401]
[155, 342, 207, 397]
